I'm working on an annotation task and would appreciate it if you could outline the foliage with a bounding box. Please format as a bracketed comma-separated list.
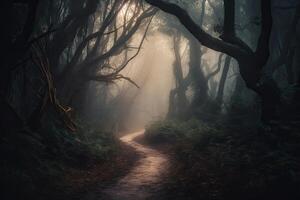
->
[145, 119, 300, 199]
[145, 119, 220, 144]
[0, 121, 118, 200]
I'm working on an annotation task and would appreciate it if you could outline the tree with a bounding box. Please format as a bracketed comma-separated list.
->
[1, 0, 156, 131]
[145, 0, 281, 123]
[41, 0, 156, 106]
[166, 0, 223, 118]
[216, 55, 232, 105]
[168, 31, 188, 119]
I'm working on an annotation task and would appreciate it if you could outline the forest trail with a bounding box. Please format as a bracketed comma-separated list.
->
[82, 130, 170, 200]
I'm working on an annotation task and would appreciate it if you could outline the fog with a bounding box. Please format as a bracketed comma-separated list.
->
[83, 24, 243, 132]
[80, 2, 258, 132]
[123, 32, 174, 130]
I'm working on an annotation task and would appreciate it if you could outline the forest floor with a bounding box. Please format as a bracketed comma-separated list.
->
[78, 130, 170, 200]
[56, 122, 300, 200]
[136, 119, 300, 200]
[53, 139, 140, 200]
[134, 132, 220, 200]
[74, 129, 220, 200]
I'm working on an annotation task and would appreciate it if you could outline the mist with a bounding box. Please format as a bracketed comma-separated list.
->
[3, 1, 300, 200]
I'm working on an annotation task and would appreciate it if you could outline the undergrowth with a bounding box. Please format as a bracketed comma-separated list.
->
[145, 119, 300, 200]
[0, 121, 118, 200]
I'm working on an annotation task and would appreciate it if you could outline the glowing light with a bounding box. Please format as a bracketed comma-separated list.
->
[120, 3, 137, 20]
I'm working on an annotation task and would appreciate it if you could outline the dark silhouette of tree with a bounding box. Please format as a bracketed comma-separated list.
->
[145, 0, 282, 123]
[216, 55, 232, 105]
[1, 0, 156, 131]
[168, 32, 188, 119]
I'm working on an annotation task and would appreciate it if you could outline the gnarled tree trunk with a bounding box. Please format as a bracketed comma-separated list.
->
[145, 0, 281, 123]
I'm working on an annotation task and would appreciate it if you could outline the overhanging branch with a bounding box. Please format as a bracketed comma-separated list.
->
[144, 0, 248, 60]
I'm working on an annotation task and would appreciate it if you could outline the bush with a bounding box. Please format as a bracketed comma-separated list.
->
[145, 119, 220, 146]
[145, 120, 184, 143]
[145, 119, 300, 200]
[43, 123, 117, 164]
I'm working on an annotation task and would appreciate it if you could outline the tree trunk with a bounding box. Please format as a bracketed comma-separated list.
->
[286, 47, 296, 84]
[145, 0, 282, 123]
[168, 33, 188, 119]
[216, 55, 232, 104]
[239, 60, 281, 123]
[189, 38, 208, 108]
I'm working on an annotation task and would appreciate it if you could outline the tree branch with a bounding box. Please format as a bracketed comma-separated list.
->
[78, 8, 157, 72]
[144, 0, 248, 60]
[221, 0, 253, 53]
[85, 14, 155, 88]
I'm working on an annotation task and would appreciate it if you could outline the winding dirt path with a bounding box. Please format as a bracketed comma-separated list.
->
[82, 130, 170, 200]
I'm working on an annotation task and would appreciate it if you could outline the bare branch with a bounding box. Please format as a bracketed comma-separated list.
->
[77, 8, 157, 72]
[114, 14, 155, 74]
[86, 14, 155, 88]
[144, 0, 248, 60]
